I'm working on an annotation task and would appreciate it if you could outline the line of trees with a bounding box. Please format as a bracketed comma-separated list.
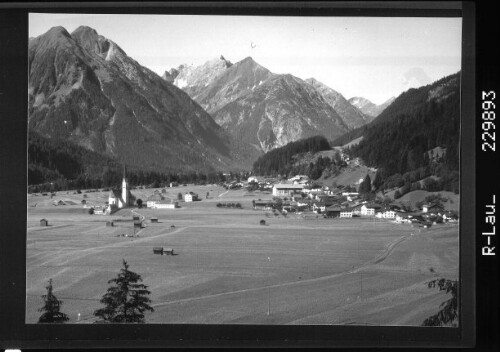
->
[28, 130, 250, 193]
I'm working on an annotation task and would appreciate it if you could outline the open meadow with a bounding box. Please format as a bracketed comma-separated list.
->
[27, 185, 459, 325]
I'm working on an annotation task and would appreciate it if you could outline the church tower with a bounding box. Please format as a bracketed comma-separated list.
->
[122, 164, 128, 206]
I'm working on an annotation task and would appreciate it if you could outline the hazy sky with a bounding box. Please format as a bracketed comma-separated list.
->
[29, 13, 462, 104]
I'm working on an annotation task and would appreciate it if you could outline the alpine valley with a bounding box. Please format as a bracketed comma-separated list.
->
[28, 26, 258, 180]
[28, 25, 399, 188]
[166, 57, 376, 152]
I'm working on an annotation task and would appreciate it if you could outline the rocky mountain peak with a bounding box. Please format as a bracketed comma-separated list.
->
[46, 26, 71, 38]
[220, 55, 232, 67]
[28, 26, 257, 173]
[71, 26, 124, 60]
[32, 26, 73, 49]
[304, 78, 368, 129]
[239, 56, 258, 67]
[348, 96, 394, 120]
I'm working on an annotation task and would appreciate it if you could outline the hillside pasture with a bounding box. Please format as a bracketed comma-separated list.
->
[396, 190, 459, 211]
[26, 186, 459, 325]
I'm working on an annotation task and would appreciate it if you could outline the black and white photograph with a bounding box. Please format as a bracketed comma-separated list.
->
[26, 13, 462, 327]
[24, 11, 465, 328]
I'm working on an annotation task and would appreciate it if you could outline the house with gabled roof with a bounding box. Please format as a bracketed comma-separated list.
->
[272, 184, 304, 197]
[325, 205, 341, 218]
[146, 193, 165, 208]
[422, 203, 444, 214]
[153, 199, 179, 209]
[376, 208, 396, 219]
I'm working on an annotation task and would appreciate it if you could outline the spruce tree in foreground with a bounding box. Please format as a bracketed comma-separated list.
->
[94, 259, 154, 323]
[38, 279, 69, 323]
[422, 278, 458, 327]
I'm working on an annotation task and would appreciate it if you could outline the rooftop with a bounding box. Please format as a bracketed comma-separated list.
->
[273, 184, 304, 189]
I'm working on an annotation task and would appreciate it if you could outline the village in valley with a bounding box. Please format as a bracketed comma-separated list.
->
[38, 163, 459, 232]
[25, 15, 461, 327]
[27, 155, 460, 325]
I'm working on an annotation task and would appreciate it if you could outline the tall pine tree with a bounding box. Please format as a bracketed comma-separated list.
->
[94, 259, 154, 323]
[359, 174, 372, 194]
[38, 279, 69, 323]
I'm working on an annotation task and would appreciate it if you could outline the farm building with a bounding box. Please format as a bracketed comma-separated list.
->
[422, 203, 444, 214]
[40, 219, 48, 226]
[153, 200, 179, 209]
[184, 192, 198, 202]
[288, 175, 309, 185]
[133, 218, 142, 228]
[247, 176, 263, 183]
[93, 207, 105, 215]
[395, 214, 411, 223]
[153, 247, 174, 255]
[253, 200, 273, 210]
[151, 217, 158, 223]
[312, 201, 327, 213]
[325, 206, 341, 218]
[169, 182, 178, 187]
[361, 204, 381, 216]
[340, 208, 353, 218]
[376, 210, 396, 219]
[146, 193, 165, 208]
[272, 184, 304, 197]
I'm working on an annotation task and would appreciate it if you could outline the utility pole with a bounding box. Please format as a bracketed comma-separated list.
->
[267, 256, 271, 316]
[358, 237, 362, 300]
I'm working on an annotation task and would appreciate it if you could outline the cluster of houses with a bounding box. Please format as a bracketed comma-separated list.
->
[249, 175, 459, 225]
[144, 189, 200, 208]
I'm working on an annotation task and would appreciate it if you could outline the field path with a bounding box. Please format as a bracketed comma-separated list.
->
[130, 208, 146, 221]
[27, 226, 188, 270]
[151, 234, 411, 309]
[218, 190, 230, 198]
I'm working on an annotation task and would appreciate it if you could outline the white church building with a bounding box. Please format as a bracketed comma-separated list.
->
[108, 167, 134, 210]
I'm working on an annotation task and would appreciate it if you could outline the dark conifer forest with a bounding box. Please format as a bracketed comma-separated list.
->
[252, 135, 333, 177]
[253, 72, 460, 194]
[28, 131, 234, 192]
[346, 72, 460, 194]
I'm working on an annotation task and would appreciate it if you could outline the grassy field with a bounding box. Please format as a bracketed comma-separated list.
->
[26, 185, 459, 325]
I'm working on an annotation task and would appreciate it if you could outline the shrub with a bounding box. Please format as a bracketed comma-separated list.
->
[260, 219, 266, 225]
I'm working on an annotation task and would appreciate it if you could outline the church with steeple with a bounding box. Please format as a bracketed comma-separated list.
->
[108, 165, 134, 210]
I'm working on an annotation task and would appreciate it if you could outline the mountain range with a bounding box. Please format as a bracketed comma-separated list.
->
[253, 71, 460, 195]
[28, 25, 402, 185]
[166, 56, 385, 152]
[343, 72, 460, 191]
[348, 96, 396, 121]
[28, 26, 258, 173]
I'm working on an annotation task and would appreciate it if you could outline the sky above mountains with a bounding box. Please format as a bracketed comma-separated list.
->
[29, 13, 462, 105]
